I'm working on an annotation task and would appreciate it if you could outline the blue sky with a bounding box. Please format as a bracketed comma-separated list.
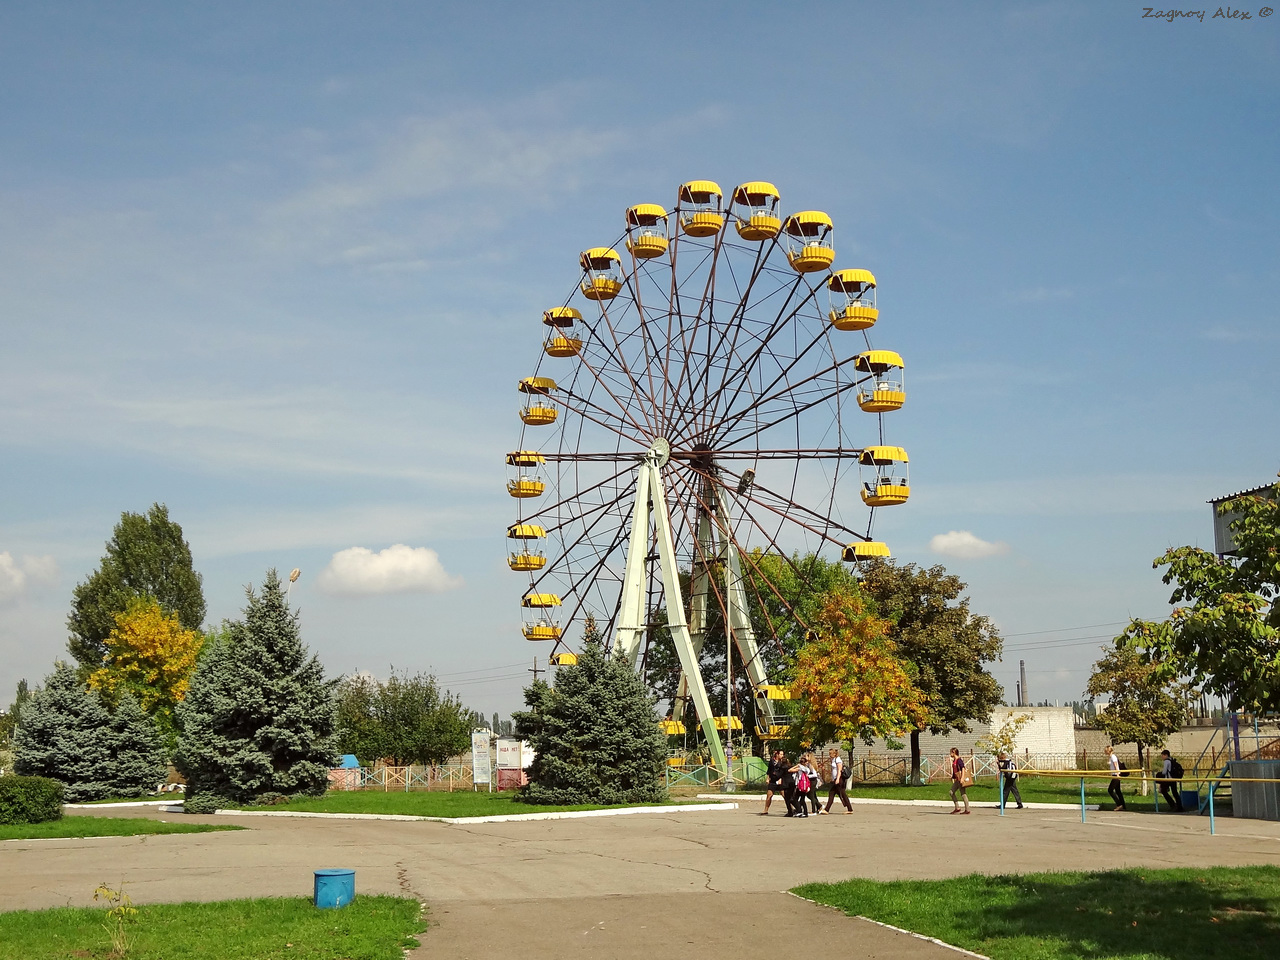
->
[1, 2, 1276, 718]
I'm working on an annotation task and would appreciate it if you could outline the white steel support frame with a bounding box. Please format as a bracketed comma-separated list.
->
[614, 441, 728, 773]
[671, 480, 782, 741]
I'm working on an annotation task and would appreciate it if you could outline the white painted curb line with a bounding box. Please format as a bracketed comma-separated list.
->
[698, 794, 1100, 811]
[788, 891, 991, 959]
[174, 802, 738, 824]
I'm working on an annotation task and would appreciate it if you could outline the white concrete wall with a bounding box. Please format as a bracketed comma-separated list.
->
[854, 706, 1078, 757]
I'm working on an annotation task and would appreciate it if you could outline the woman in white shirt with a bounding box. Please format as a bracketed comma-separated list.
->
[824, 747, 852, 813]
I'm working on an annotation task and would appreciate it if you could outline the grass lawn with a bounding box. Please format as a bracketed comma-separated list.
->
[233, 789, 718, 818]
[0, 895, 423, 960]
[1, 817, 243, 841]
[795, 866, 1280, 960]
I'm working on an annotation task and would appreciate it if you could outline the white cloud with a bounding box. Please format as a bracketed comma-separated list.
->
[0, 553, 59, 603]
[317, 544, 463, 596]
[929, 530, 1011, 559]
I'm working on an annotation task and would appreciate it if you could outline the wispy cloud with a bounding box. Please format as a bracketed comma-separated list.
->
[317, 544, 463, 596]
[0, 552, 59, 604]
[929, 530, 1010, 559]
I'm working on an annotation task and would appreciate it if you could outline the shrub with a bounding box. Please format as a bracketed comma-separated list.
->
[181, 793, 227, 815]
[0, 775, 64, 824]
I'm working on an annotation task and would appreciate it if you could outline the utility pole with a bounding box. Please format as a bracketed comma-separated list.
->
[528, 658, 544, 682]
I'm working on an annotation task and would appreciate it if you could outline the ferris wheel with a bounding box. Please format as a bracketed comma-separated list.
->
[505, 180, 909, 771]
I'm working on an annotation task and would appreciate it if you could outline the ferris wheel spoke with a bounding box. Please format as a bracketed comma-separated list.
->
[681, 239, 774, 438]
[577, 314, 659, 438]
[713, 351, 871, 445]
[518, 460, 637, 530]
[715, 374, 868, 447]
[547, 518, 633, 635]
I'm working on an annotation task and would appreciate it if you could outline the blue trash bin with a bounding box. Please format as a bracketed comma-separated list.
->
[1180, 789, 1200, 812]
[314, 869, 356, 909]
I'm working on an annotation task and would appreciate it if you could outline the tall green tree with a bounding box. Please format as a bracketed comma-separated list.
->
[859, 560, 1004, 785]
[104, 693, 168, 798]
[0, 679, 29, 748]
[1085, 644, 1193, 771]
[514, 616, 667, 805]
[1118, 482, 1279, 713]
[68, 504, 206, 670]
[175, 570, 337, 804]
[334, 670, 477, 766]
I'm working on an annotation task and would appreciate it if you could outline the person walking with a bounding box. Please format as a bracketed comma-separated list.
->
[1105, 745, 1126, 811]
[799, 752, 822, 814]
[1158, 749, 1185, 812]
[949, 747, 970, 814]
[824, 747, 853, 813]
[781, 755, 806, 817]
[763, 749, 787, 815]
[997, 751, 1024, 809]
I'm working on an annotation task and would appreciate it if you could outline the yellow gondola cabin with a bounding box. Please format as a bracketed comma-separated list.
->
[783, 211, 835, 274]
[854, 350, 905, 413]
[677, 180, 724, 237]
[579, 248, 623, 301]
[731, 182, 781, 241]
[518, 376, 558, 426]
[543, 307, 583, 358]
[625, 204, 669, 259]
[858, 446, 910, 506]
[828, 269, 878, 330]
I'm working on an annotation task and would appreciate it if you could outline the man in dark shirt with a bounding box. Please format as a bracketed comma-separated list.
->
[763, 749, 787, 814]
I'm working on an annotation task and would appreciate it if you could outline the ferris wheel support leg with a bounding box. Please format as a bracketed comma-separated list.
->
[650, 462, 728, 774]
[672, 505, 714, 723]
[716, 492, 780, 735]
[614, 464, 653, 667]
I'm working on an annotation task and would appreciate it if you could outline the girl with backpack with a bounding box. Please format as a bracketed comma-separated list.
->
[1105, 745, 1126, 811]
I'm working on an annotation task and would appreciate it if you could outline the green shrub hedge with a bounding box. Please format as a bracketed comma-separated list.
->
[0, 775, 65, 824]
[182, 793, 228, 815]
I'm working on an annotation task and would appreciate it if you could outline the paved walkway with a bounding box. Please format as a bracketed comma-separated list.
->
[5, 803, 1279, 958]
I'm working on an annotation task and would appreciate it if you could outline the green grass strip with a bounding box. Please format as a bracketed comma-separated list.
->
[1, 817, 243, 841]
[0, 895, 423, 960]
[795, 866, 1280, 960]
[236, 790, 716, 818]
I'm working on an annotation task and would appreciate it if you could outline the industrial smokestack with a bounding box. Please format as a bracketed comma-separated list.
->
[1019, 660, 1028, 707]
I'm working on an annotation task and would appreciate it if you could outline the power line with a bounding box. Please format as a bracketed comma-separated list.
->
[1000, 620, 1131, 639]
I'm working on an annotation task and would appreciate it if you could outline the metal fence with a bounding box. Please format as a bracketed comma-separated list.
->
[330, 763, 482, 792]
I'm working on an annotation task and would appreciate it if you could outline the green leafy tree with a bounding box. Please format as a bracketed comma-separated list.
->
[789, 585, 929, 747]
[68, 504, 206, 670]
[333, 670, 476, 766]
[175, 570, 337, 804]
[1085, 644, 1193, 772]
[514, 616, 668, 805]
[859, 560, 1004, 785]
[643, 551, 860, 753]
[0, 679, 30, 749]
[1118, 482, 1279, 713]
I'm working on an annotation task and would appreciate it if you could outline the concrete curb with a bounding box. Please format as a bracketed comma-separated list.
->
[168, 802, 738, 824]
[64, 800, 175, 809]
[697, 794, 1101, 811]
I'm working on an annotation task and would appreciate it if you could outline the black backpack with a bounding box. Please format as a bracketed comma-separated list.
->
[1118, 760, 1130, 777]
[1169, 758, 1184, 779]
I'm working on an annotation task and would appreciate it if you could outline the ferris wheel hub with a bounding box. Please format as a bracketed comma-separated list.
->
[647, 438, 671, 468]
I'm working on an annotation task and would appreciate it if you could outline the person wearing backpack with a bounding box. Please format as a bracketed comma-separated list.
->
[997, 751, 1024, 809]
[1158, 749, 1185, 811]
[779, 754, 804, 817]
[824, 747, 853, 813]
[787, 757, 813, 817]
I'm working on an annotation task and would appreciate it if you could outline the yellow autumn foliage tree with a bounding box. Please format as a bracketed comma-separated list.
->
[88, 596, 204, 738]
[789, 585, 928, 745]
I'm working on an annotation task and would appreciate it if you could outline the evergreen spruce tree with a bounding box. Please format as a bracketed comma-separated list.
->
[13, 663, 114, 801]
[106, 693, 168, 798]
[175, 570, 337, 804]
[513, 617, 668, 805]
